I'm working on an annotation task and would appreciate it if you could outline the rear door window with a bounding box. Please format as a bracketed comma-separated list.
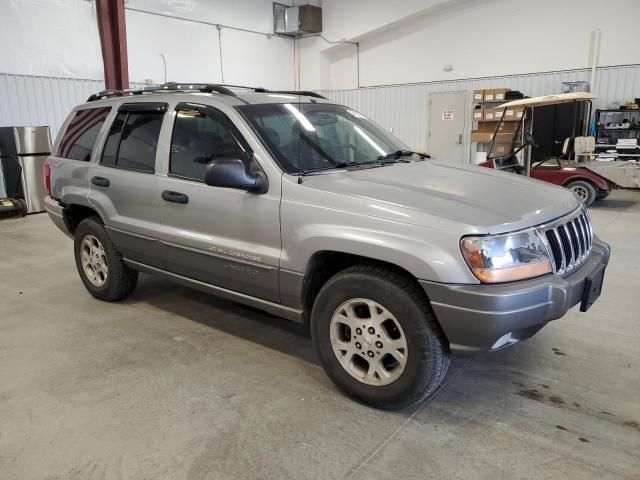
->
[57, 107, 111, 161]
[100, 103, 167, 173]
[101, 112, 127, 167]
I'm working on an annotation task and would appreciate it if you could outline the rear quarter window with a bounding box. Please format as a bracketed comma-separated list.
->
[57, 107, 111, 161]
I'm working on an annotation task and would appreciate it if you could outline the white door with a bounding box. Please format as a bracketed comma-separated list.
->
[428, 91, 468, 163]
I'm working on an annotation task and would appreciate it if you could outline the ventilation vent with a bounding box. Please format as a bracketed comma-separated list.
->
[273, 3, 322, 36]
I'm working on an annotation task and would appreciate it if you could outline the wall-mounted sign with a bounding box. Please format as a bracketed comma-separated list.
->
[441, 109, 454, 121]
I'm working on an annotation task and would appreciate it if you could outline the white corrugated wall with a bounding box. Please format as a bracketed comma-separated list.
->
[1, 65, 639, 155]
[318, 65, 640, 160]
[0, 74, 104, 139]
[0, 73, 147, 140]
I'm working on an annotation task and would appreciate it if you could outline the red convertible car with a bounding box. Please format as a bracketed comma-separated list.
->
[480, 156, 610, 206]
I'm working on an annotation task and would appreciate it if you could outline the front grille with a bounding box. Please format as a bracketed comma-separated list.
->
[541, 207, 593, 275]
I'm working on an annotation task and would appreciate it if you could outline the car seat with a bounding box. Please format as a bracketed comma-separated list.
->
[562, 136, 595, 162]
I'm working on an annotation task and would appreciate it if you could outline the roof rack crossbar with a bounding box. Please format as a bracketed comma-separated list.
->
[86, 83, 327, 102]
[268, 90, 327, 99]
[86, 83, 242, 102]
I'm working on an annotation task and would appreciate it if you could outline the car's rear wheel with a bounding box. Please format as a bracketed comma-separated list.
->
[311, 265, 450, 410]
[567, 180, 597, 206]
[74, 217, 138, 301]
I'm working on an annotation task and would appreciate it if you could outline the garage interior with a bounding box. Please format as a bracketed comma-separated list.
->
[1, 1, 639, 479]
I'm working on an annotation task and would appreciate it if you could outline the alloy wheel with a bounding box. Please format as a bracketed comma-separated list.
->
[330, 298, 408, 386]
[80, 234, 108, 287]
[571, 184, 589, 203]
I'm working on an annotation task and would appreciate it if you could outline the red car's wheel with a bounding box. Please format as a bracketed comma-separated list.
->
[567, 180, 597, 206]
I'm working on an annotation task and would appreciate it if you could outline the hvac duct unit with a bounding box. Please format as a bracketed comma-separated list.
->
[273, 3, 322, 36]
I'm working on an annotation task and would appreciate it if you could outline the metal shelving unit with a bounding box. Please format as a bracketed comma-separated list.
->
[595, 109, 640, 158]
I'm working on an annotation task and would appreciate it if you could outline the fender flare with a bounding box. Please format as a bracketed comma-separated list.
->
[287, 224, 478, 285]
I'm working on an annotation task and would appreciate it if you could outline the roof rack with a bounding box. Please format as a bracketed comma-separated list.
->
[87, 83, 238, 102]
[86, 82, 327, 102]
[267, 90, 326, 99]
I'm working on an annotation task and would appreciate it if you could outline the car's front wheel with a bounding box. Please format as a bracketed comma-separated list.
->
[74, 217, 138, 301]
[311, 265, 450, 410]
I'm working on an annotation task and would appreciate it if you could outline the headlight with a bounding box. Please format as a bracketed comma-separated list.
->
[460, 228, 552, 283]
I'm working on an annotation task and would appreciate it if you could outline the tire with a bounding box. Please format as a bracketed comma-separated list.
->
[567, 180, 597, 206]
[596, 190, 610, 201]
[74, 216, 138, 301]
[311, 265, 450, 410]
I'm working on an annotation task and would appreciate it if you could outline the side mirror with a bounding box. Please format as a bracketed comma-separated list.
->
[204, 158, 267, 194]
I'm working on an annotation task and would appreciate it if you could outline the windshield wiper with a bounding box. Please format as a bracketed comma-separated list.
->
[298, 148, 430, 175]
[301, 160, 385, 175]
[333, 161, 375, 168]
[377, 150, 430, 163]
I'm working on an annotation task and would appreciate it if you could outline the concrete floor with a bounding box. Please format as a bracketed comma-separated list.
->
[1, 190, 639, 480]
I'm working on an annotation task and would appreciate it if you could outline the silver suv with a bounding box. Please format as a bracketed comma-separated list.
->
[44, 83, 610, 409]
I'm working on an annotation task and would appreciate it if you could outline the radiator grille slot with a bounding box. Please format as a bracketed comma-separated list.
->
[545, 230, 562, 271]
[541, 208, 593, 275]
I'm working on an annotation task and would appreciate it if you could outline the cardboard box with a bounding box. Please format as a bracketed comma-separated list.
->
[513, 107, 524, 121]
[499, 122, 518, 133]
[491, 143, 512, 156]
[483, 89, 495, 102]
[473, 89, 484, 103]
[482, 107, 510, 121]
[494, 88, 510, 101]
[471, 131, 493, 143]
[503, 107, 525, 121]
[503, 107, 516, 121]
[472, 108, 484, 121]
[494, 132, 517, 144]
[478, 122, 497, 133]
[478, 121, 518, 133]
[499, 121, 518, 133]
[472, 129, 519, 144]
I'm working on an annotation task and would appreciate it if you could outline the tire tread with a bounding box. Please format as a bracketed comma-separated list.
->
[313, 264, 451, 410]
[75, 216, 138, 302]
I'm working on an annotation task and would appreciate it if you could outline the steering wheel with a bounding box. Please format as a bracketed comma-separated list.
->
[524, 132, 539, 148]
[493, 155, 519, 170]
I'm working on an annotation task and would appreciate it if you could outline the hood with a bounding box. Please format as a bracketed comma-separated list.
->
[302, 160, 580, 234]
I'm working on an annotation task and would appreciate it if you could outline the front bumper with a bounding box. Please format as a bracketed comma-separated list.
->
[421, 238, 610, 356]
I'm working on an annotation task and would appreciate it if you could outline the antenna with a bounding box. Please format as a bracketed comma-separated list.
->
[295, 37, 303, 184]
[297, 92, 303, 184]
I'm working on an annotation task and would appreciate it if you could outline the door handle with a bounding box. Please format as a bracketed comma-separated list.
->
[91, 176, 110, 187]
[457, 133, 463, 145]
[161, 190, 189, 204]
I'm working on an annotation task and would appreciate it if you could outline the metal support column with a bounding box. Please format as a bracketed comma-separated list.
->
[96, 0, 129, 90]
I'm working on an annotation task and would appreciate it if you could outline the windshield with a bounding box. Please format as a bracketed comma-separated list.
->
[237, 103, 409, 173]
